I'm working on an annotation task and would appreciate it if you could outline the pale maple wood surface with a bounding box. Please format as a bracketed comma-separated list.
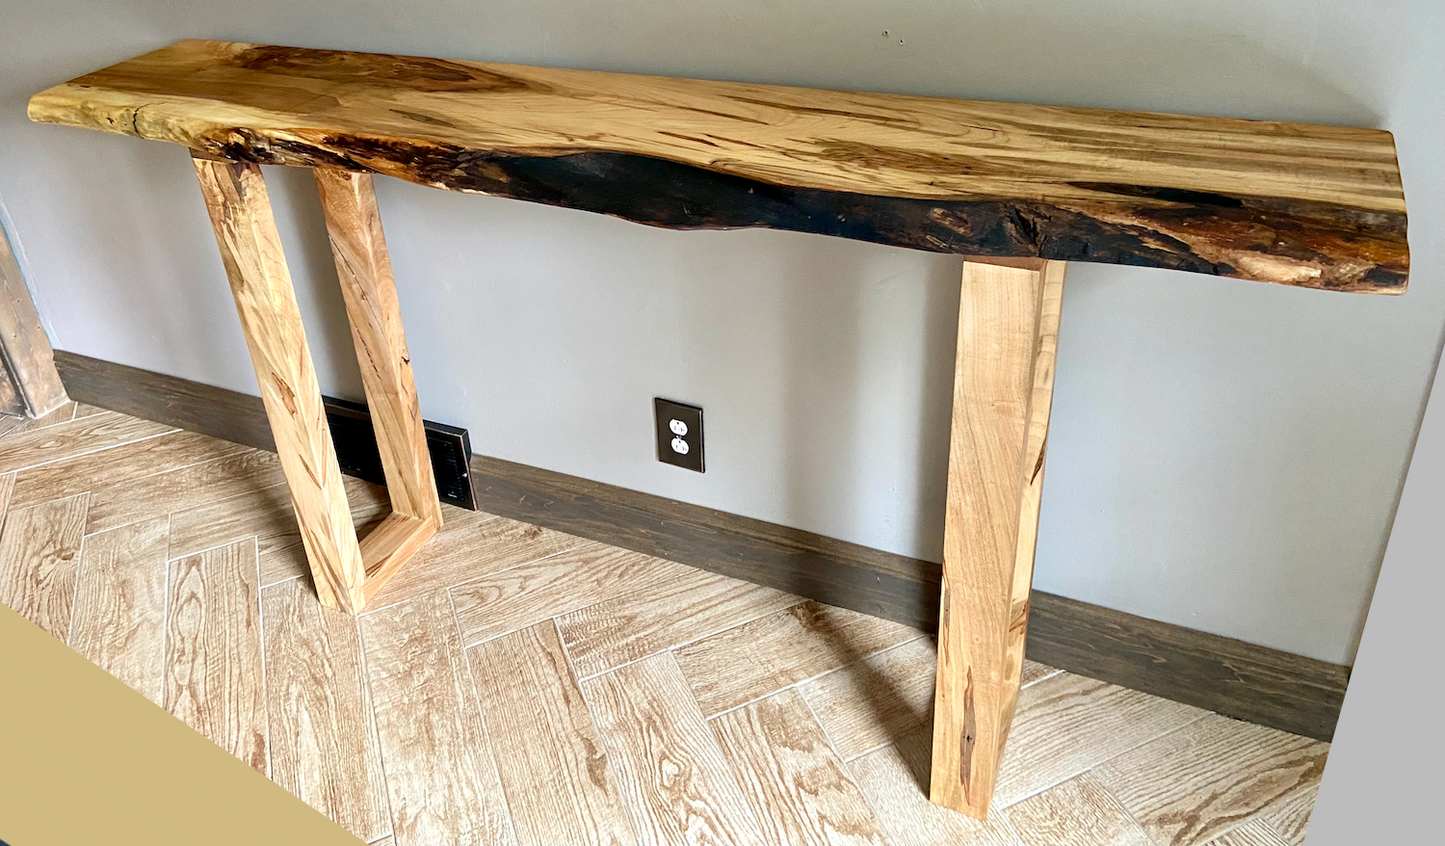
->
[451, 543, 692, 646]
[192, 159, 443, 614]
[675, 600, 921, 718]
[470, 621, 637, 846]
[0, 411, 173, 476]
[585, 653, 768, 845]
[0, 490, 87, 639]
[1003, 772, 1153, 846]
[193, 157, 367, 612]
[0, 404, 1324, 845]
[359, 593, 514, 845]
[992, 674, 1205, 808]
[1203, 819, 1292, 846]
[557, 566, 802, 679]
[29, 39, 1408, 291]
[850, 725, 1023, 846]
[932, 260, 1061, 816]
[803, 635, 943, 761]
[314, 168, 441, 529]
[1095, 715, 1328, 845]
[83, 447, 285, 536]
[714, 688, 890, 846]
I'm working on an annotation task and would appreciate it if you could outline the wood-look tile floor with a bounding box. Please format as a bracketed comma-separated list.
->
[0, 403, 1326, 846]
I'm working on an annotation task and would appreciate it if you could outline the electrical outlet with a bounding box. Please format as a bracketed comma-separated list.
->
[655, 398, 704, 472]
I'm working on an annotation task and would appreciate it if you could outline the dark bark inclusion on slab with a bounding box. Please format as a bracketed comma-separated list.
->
[197, 129, 1408, 292]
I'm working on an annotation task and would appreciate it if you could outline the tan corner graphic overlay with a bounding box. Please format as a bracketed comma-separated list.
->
[0, 603, 361, 845]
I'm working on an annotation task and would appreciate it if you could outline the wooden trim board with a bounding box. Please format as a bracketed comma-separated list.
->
[0, 221, 69, 418]
[54, 352, 277, 451]
[53, 349, 1350, 741]
[52, 352, 475, 509]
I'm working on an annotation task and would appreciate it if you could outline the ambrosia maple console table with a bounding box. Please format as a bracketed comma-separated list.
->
[29, 40, 1408, 818]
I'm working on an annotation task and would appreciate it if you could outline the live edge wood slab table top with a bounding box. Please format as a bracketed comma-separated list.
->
[30, 39, 1409, 821]
[32, 39, 1407, 290]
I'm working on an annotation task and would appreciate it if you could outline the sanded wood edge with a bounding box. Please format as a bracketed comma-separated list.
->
[359, 512, 437, 603]
[930, 259, 1049, 817]
[999, 261, 1066, 749]
[0, 221, 69, 417]
[54, 351, 1353, 740]
[314, 168, 443, 528]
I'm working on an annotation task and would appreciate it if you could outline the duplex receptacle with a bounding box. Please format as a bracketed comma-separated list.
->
[654, 398, 704, 472]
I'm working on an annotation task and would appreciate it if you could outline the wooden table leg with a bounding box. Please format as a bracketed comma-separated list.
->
[314, 168, 440, 603]
[192, 155, 367, 612]
[930, 258, 1066, 818]
[195, 159, 443, 613]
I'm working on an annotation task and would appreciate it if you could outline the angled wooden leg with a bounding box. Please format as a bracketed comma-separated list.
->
[192, 155, 366, 613]
[930, 258, 1066, 818]
[314, 169, 441, 604]
[998, 261, 1065, 749]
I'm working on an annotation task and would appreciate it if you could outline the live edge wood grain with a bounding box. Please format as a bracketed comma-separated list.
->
[30, 39, 1408, 291]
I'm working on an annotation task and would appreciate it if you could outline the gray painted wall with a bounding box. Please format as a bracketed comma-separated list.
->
[2, 0, 1439, 665]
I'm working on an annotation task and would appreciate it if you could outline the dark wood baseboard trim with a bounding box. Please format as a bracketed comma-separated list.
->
[55, 349, 1350, 741]
[465, 454, 1349, 742]
[54, 352, 476, 509]
[471, 451, 944, 624]
[1022, 592, 1349, 744]
[56, 352, 278, 451]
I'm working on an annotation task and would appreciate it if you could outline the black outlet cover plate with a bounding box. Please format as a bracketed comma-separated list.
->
[655, 398, 704, 473]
